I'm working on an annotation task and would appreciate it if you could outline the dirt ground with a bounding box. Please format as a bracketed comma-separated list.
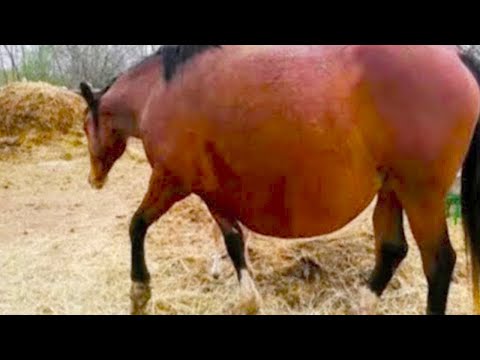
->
[0, 138, 474, 315]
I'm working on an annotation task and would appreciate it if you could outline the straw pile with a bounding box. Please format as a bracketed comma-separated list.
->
[0, 81, 86, 154]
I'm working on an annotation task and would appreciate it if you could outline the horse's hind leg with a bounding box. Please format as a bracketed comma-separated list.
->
[357, 187, 408, 314]
[129, 168, 187, 315]
[401, 192, 456, 315]
[208, 209, 262, 314]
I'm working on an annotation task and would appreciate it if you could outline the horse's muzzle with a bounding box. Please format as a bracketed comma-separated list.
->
[88, 172, 107, 190]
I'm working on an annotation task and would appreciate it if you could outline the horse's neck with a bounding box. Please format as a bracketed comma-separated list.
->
[103, 93, 141, 139]
[116, 111, 141, 139]
[112, 62, 160, 139]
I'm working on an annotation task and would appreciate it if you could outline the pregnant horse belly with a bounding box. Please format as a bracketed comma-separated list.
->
[235, 160, 381, 239]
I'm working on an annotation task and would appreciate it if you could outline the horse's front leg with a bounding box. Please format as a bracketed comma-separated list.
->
[129, 168, 187, 315]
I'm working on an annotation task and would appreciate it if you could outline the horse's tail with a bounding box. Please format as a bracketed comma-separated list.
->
[460, 50, 480, 314]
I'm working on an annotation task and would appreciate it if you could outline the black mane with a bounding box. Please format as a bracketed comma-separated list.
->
[100, 76, 118, 94]
[155, 45, 222, 82]
[100, 45, 222, 95]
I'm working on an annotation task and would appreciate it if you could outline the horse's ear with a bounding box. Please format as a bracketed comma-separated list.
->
[79, 82, 97, 110]
[79, 82, 101, 128]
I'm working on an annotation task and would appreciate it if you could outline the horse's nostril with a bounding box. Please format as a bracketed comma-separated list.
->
[88, 173, 106, 190]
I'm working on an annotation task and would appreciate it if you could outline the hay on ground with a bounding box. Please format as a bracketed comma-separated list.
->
[0, 82, 86, 152]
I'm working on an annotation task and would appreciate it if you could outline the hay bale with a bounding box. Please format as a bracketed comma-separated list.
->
[0, 81, 86, 148]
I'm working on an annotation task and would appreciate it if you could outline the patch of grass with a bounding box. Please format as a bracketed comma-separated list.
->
[446, 193, 462, 225]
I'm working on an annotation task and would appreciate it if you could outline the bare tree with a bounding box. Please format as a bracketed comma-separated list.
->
[1, 45, 21, 80]
[50, 45, 160, 88]
[0, 45, 161, 87]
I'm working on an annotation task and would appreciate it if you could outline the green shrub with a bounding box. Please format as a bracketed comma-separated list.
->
[446, 193, 462, 225]
[18, 46, 64, 85]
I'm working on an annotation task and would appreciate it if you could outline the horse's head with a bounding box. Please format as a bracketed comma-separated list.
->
[79, 82, 127, 190]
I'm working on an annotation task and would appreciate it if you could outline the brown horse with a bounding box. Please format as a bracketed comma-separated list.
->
[80, 45, 480, 315]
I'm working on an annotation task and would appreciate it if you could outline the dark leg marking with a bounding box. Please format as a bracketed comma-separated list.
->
[368, 189, 409, 297]
[224, 227, 247, 280]
[369, 241, 409, 296]
[426, 237, 457, 315]
[130, 213, 151, 284]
